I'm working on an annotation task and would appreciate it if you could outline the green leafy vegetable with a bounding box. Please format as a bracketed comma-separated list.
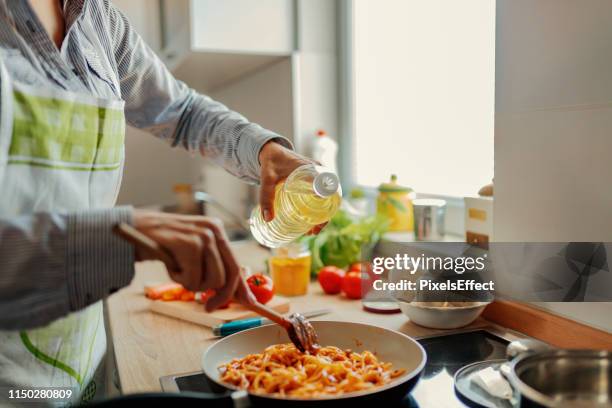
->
[300, 208, 389, 275]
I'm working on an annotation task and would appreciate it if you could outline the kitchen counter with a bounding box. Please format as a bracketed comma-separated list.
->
[106, 240, 490, 394]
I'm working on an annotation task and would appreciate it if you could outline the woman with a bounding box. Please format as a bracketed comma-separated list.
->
[0, 0, 315, 404]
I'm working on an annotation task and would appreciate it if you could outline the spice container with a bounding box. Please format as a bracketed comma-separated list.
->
[413, 199, 446, 241]
[268, 243, 312, 296]
[376, 175, 414, 232]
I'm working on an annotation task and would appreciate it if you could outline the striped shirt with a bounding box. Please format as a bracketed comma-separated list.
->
[0, 0, 290, 329]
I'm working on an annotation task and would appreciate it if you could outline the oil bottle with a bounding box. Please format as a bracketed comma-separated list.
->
[249, 164, 342, 248]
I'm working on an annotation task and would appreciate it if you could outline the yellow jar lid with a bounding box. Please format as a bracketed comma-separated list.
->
[378, 175, 413, 193]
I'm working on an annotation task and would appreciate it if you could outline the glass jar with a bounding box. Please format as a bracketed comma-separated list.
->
[268, 242, 312, 296]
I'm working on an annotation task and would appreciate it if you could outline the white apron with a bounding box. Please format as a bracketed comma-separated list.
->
[0, 60, 125, 405]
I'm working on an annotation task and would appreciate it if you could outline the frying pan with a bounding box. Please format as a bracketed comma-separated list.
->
[199, 320, 427, 407]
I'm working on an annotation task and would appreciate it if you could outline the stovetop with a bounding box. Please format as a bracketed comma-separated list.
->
[409, 329, 510, 407]
[162, 328, 516, 407]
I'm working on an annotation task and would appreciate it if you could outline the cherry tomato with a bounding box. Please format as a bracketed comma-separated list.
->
[318, 266, 345, 294]
[342, 271, 369, 300]
[247, 274, 275, 304]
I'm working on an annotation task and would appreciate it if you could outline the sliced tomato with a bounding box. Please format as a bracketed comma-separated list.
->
[145, 282, 184, 300]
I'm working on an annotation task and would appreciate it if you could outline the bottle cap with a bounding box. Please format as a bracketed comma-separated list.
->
[313, 171, 340, 197]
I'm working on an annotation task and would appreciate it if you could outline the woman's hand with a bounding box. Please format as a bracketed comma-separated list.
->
[132, 210, 254, 311]
[258, 141, 328, 233]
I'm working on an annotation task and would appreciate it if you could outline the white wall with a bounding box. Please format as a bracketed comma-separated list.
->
[117, 58, 296, 211]
[117, 128, 203, 207]
[294, 0, 340, 155]
[495, 0, 612, 332]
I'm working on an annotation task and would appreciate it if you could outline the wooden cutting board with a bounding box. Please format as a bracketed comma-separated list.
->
[149, 296, 290, 327]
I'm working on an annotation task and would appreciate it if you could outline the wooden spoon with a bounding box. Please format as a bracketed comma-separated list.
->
[113, 222, 320, 353]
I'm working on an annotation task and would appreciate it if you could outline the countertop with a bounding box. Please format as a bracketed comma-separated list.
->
[106, 240, 490, 394]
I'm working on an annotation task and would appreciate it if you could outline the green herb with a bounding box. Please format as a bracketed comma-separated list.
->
[300, 208, 389, 275]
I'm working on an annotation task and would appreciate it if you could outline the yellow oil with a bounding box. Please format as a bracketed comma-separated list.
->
[250, 166, 341, 248]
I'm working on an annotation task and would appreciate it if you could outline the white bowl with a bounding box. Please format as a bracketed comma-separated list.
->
[399, 301, 489, 329]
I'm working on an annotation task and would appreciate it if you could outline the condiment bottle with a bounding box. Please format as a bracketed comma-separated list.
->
[249, 164, 342, 248]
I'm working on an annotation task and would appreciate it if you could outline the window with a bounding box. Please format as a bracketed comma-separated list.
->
[345, 0, 495, 197]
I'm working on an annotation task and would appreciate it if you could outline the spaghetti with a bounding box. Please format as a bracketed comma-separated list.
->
[219, 343, 406, 397]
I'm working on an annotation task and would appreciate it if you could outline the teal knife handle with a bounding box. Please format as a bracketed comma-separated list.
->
[217, 318, 262, 336]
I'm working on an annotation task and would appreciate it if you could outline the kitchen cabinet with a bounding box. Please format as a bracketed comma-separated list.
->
[189, 0, 295, 54]
[113, 0, 296, 94]
[158, 0, 295, 93]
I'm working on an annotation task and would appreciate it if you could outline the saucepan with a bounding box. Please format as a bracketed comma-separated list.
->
[505, 339, 612, 408]
[198, 320, 427, 407]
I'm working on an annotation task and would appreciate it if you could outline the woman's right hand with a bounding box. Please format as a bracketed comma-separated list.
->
[132, 210, 255, 311]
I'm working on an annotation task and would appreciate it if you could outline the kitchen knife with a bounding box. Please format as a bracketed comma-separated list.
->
[212, 309, 331, 337]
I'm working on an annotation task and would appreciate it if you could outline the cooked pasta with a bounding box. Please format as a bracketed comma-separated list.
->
[218, 343, 406, 397]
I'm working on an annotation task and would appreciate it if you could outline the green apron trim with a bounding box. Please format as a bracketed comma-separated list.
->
[6, 158, 121, 171]
[9, 90, 124, 169]
[19, 331, 83, 386]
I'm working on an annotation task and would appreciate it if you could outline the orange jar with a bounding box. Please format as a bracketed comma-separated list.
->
[269, 243, 312, 296]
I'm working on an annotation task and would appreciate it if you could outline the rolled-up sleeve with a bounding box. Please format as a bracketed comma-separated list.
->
[0, 208, 135, 330]
[106, 3, 292, 184]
